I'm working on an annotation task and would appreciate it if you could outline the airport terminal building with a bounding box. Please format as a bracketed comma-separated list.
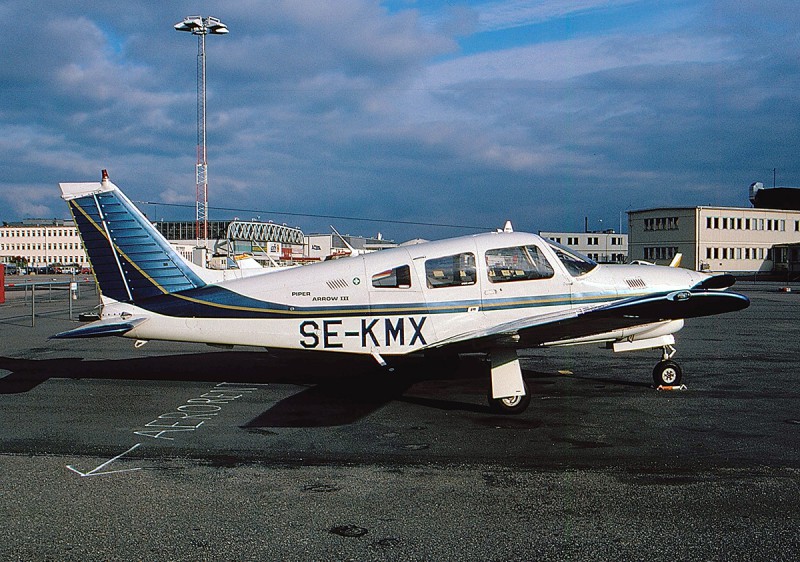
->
[0, 219, 89, 272]
[0, 215, 391, 273]
[628, 206, 800, 274]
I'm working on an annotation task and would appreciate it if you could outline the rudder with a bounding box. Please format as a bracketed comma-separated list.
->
[61, 171, 206, 303]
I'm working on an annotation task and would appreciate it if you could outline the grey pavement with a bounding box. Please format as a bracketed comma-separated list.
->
[0, 278, 798, 560]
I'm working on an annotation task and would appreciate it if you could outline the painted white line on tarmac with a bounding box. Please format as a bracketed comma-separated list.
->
[66, 443, 142, 478]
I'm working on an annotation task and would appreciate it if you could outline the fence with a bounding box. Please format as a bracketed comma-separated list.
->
[1, 278, 99, 327]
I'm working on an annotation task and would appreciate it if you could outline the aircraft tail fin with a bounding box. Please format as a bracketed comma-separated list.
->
[60, 170, 207, 303]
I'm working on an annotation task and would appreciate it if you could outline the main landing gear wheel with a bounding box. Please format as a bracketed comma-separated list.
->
[652, 360, 682, 387]
[488, 382, 531, 415]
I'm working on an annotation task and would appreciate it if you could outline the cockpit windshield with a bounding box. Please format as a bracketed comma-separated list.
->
[545, 240, 598, 277]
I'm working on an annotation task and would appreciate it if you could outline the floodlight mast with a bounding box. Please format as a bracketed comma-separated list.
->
[174, 16, 229, 249]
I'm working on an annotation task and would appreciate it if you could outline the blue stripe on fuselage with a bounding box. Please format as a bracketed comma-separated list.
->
[129, 286, 624, 319]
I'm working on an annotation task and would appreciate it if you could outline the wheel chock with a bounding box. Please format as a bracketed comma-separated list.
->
[656, 384, 687, 391]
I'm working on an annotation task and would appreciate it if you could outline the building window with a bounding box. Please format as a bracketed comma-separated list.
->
[644, 246, 678, 261]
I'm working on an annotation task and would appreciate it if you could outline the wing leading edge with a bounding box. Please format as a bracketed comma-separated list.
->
[424, 289, 750, 352]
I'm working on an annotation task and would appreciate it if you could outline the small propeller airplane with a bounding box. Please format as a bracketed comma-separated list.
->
[54, 171, 750, 414]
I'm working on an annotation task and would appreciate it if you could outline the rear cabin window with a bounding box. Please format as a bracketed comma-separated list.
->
[425, 253, 476, 288]
[372, 265, 412, 288]
[485, 245, 555, 283]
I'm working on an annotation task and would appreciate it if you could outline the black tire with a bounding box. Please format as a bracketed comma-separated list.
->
[652, 360, 683, 387]
[488, 382, 531, 415]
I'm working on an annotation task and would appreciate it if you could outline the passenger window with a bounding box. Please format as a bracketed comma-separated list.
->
[485, 246, 554, 283]
[425, 253, 476, 288]
[372, 265, 412, 288]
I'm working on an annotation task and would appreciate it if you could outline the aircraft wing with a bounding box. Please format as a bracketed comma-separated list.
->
[423, 288, 750, 352]
[51, 317, 147, 339]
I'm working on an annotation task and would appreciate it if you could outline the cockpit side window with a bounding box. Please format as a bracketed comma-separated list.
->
[485, 245, 555, 283]
[546, 240, 598, 276]
[425, 253, 476, 288]
[372, 265, 411, 288]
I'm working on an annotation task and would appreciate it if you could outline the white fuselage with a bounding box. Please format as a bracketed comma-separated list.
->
[102, 231, 707, 355]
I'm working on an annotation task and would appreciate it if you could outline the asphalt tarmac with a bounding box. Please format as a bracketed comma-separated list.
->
[1, 277, 798, 560]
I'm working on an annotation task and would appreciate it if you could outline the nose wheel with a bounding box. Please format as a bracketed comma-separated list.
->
[653, 344, 682, 386]
[653, 360, 682, 386]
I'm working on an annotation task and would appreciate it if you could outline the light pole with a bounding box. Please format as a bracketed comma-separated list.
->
[174, 15, 228, 250]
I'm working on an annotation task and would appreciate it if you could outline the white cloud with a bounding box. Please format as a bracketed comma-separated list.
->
[0, 0, 798, 238]
[475, 0, 640, 33]
[422, 31, 738, 86]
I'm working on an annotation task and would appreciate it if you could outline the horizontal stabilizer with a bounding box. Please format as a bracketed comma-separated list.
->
[51, 317, 146, 339]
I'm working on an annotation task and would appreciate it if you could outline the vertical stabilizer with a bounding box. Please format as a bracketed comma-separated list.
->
[60, 171, 206, 303]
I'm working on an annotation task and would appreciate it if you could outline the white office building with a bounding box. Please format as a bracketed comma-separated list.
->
[0, 219, 89, 271]
[539, 231, 628, 263]
[628, 206, 800, 274]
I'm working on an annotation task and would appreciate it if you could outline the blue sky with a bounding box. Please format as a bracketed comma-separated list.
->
[1, 0, 798, 241]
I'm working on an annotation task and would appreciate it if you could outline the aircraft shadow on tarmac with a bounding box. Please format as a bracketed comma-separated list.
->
[0, 352, 501, 426]
[0, 352, 648, 426]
